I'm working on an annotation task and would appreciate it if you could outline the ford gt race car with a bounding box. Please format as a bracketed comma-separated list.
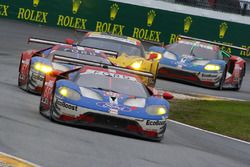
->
[18, 38, 119, 94]
[149, 36, 247, 90]
[39, 55, 173, 141]
[77, 32, 161, 86]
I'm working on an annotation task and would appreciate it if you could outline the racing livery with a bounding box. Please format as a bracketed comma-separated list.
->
[78, 32, 161, 86]
[149, 36, 247, 90]
[18, 38, 113, 94]
[39, 55, 173, 141]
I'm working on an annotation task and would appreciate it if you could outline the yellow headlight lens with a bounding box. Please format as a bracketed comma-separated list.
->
[41, 66, 52, 73]
[58, 87, 81, 100]
[146, 105, 167, 115]
[157, 107, 167, 115]
[204, 64, 220, 71]
[34, 63, 52, 73]
[34, 63, 41, 71]
[130, 61, 142, 70]
[59, 87, 68, 97]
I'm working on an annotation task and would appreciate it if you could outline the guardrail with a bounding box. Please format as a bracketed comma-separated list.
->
[0, 0, 249, 57]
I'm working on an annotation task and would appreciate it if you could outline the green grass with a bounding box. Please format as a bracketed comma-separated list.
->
[169, 100, 250, 142]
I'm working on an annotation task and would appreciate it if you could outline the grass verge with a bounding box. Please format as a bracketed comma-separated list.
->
[169, 100, 250, 142]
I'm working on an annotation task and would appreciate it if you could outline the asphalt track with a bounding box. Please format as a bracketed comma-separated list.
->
[0, 19, 250, 167]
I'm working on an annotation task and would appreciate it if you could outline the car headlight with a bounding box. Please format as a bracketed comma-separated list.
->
[146, 105, 167, 116]
[204, 64, 220, 71]
[124, 98, 146, 108]
[34, 62, 53, 73]
[130, 61, 142, 70]
[58, 87, 81, 100]
[80, 87, 103, 100]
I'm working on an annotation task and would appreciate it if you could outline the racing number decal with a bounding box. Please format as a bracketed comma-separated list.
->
[41, 77, 56, 110]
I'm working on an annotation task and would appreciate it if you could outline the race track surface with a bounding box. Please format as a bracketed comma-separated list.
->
[0, 19, 249, 167]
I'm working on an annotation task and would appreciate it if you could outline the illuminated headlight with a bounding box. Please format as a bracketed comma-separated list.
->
[34, 62, 53, 73]
[58, 87, 81, 100]
[146, 105, 167, 116]
[124, 98, 146, 108]
[80, 87, 103, 100]
[130, 61, 142, 70]
[204, 64, 220, 71]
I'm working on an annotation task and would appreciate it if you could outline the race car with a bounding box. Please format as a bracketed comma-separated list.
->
[39, 54, 173, 141]
[18, 38, 114, 94]
[149, 35, 247, 90]
[77, 32, 161, 86]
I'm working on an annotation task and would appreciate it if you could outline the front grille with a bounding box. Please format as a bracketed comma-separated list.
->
[84, 112, 139, 129]
[158, 67, 199, 81]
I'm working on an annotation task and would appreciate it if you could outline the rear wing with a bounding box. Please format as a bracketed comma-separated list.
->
[178, 35, 248, 51]
[28, 37, 118, 57]
[53, 54, 154, 78]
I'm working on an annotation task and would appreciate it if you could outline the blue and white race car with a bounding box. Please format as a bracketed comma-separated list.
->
[39, 55, 173, 141]
[149, 36, 247, 90]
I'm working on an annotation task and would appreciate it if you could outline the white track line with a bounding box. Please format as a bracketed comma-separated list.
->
[171, 92, 246, 101]
[0, 152, 40, 167]
[168, 119, 250, 145]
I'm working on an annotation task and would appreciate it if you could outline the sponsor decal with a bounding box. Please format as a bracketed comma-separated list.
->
[56, 99, 78, 111]
[96, 102, 131, 112]
[0, 4, 9, 16]
[63, 47, 98, 56]
[201, 73, 218, 78]
[33, 0, 40, 7]
[110, 3, 119, 21]
[45, 80, 54, 87]
[233, 64, 241, 81]
[95, 21, 125, 36]
[57, 15, 87, 30]
[22, 59, 30, 65]
[109, 108, 118, 115]
[146, 120, 166, 126]
[240, 45, 250, 57]
[72, 0, 82, 14]
[132, 28, 161, 43]
[219, 22, 228, 39]
[82, 69, 137, 81]
[31, 73, 44, 81]
[184, 16, 192, 33]
[105, 92, 120, 98]
[179, 40, 213, 50]
[147, 10, 156, 27]
[17, 8, 48, 23]
[41, 97, 48, 104]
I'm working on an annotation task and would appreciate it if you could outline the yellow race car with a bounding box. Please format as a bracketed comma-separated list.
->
[78, 32, 161, 86]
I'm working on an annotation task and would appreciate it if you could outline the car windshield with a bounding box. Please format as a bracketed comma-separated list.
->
[167, 42, 219, 60]
[79, 37, 144, 57]
[76, 73, 149, 98]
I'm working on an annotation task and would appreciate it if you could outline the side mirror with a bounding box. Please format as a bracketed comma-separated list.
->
[65, 38, 74, 45]
[163, 92, 174, 100]
[148, 52, 162, 60]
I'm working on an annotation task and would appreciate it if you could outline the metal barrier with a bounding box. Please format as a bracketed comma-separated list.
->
[159, 0, 250, 16]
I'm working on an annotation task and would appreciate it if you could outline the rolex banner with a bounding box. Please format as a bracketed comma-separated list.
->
[0, 0, 249, 57]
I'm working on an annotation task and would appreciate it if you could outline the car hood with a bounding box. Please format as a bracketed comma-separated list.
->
[55, 80, 169, 119]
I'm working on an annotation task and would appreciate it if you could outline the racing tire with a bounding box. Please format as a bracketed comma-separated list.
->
[234, 66, 245, 91]
[218, 67, 227, 90]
